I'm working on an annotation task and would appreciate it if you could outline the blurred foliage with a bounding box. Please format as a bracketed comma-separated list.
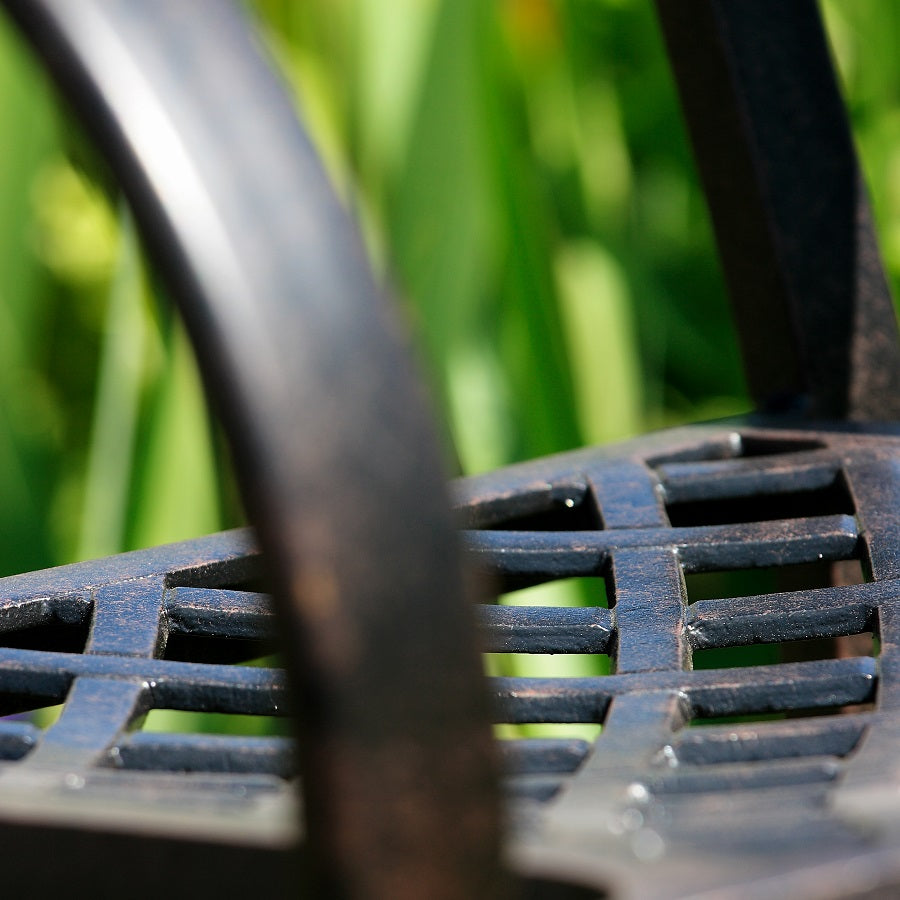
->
[0, 1, 897, 736]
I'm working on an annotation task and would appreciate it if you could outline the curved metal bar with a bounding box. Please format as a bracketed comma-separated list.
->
[654, 0, 900, 420]
[0, 1, 502, 896]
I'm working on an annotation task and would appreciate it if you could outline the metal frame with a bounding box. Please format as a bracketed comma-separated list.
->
[655, 0, 900, 420]
[0, 0, 898, 897]
[0, 0, 500, 896]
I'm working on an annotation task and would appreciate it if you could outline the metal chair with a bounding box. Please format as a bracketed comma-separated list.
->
[2, 1, 900, 898]
[0, 1, 499, 896]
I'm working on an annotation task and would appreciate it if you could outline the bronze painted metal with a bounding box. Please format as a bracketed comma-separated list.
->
[0, 0, 501, 897]
[460, 422, 900, 897]
[0, 0, 899, 898]
[655, 0, 900, 421]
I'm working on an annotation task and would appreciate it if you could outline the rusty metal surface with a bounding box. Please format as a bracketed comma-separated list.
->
[455, 422, 900, 898]
[0, 0, 503, 897]
[654, 0, 900, 420]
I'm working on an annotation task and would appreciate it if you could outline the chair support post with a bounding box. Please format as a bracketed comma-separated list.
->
[655, 0, 900, 421]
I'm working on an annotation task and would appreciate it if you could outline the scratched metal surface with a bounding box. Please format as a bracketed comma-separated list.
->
[0, 0, 898, 897]
[0, 0, 501, 897]
[458, 422, 900, 898]
[2, 423, 900, 898]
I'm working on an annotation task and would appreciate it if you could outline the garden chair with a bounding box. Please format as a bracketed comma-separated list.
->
[1, 1, 899, 898]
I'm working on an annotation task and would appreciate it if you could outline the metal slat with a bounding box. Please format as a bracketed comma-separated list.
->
[687, 583, 880, 647]
[675, 715, 870, 766]
[166, 587, 275, 641]
[490, 656, 877, 724]
[657, 450, 841, 503]
[118, 732, 294, 777]
[464, 514, 858, 579]
[477, 606, 612, 654]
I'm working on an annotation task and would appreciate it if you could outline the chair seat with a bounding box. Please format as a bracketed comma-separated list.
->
[456, 421, 900, 897]
[0, 529, 298, 893]
[5, 420, 898, 896]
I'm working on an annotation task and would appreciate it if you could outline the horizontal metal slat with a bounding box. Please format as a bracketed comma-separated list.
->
[675, 714, 870, 765]
[118, 731, 294, 777]
[464, 514, 858, 581]
[0, 647, 288, 715]
[477, 605, 612, 653]
[490, 656, 876, 723]
[658, 450, 841, 503]
[496, 738, 591, 775]
[687, 580, 887, 648]
[647, 755, 842, 794]
[166, 587, 275, 640]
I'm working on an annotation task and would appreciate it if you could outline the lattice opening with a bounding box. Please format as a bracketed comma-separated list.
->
[687, 702, 871, 728]
[692, 632, 876, 670]
[216, 574, 271, 594]
[163, 634, 280, 665]
[142, 709, 291, 736]
[685, 559, 864, 603]
[738, 436, 826, 457]
[666, 477, 853, 526]
[30, 702, 64, 728]
[0, 687, 66, 718]
[0, 618, 91, 654]
[499, 576, 608, 608]
[484, 653, 610, 679]
[485, 494, 600, 532]
[647, 434, 825, 468]
[166, 562, 270, 594]
[494, 723, 602, 743]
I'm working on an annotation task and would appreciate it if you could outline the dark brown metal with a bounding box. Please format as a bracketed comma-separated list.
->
[0, 1, 503, 897]
[0, 530, 297, 896]
[466, 2, 900, 885]
[1, 1, 900, 898]
[4, 422, 897, 897]
[456, 423, 900, 898]
[653, 0, 900, 421]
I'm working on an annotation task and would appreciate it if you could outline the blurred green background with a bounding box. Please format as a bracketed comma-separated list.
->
[0, 2, 895, 733]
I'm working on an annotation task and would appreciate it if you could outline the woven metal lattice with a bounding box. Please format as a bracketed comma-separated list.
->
[0, 528, 299, 867]
[455, 422, 900, 897]
[2, 421, 900, 895]
[2, 0, 897, 894]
